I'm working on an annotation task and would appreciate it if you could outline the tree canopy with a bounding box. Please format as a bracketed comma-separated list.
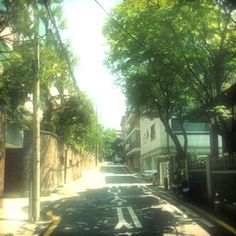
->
[104, 0, 236, 156]
[0, 0, 103, 152]
[99, 128, 117, 161]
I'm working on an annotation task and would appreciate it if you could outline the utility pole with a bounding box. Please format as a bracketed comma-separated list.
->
[96, 143, 99, 166]
[30, 2, 40, 222]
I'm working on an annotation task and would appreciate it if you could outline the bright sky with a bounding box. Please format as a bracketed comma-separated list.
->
[62, 0, 125, 130]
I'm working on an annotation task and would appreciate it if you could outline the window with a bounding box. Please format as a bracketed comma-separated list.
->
[172, 119, 210, 132]
[150, 124, 156, 140]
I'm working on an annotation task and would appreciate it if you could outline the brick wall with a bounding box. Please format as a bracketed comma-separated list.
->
[0, 157, 5, 195]
[0, 108, 6, 196]
[25, 132, 95, 195]
[4, 131, 96, 196]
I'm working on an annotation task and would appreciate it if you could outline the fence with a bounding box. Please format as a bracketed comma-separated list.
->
[188, 155, 236, 204]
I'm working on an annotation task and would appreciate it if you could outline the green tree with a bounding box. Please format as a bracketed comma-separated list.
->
[0, 0, 77, 124]
[99, 128, 117, 161]
[104, 0, 236, 157]
[111, 137, 124, 160]
[103, 0, 193, 161]
[0, 0, 84, 174]
[52, 93, 94, 147]
[0, 0, 103, 156]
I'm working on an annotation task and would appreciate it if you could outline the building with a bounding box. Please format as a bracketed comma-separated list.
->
[121, 112, 220, 186]
[141, 117, 217, 185]
[122, 112, 141, 170]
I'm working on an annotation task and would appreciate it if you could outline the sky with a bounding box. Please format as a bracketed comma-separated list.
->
[62, 0, 125, 130]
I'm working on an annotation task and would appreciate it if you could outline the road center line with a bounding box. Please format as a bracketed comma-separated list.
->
[115, 207, 133, 229]
[43, 211, 61, 236]
[127, 207, 142, 228]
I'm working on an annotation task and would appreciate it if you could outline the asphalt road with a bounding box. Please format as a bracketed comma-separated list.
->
[40, 162, 235, 236]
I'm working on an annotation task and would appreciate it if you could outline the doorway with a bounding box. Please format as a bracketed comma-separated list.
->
[160, 162, 169, 186]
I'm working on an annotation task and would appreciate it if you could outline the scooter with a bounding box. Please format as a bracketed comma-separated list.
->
[173, 180, 190, 199]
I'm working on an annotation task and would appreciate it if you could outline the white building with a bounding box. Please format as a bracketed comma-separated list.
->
[122, 113, 221, 186]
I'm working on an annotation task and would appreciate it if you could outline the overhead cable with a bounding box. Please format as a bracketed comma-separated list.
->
[43, 0, 80, 93]
[93, 0, 145, 48]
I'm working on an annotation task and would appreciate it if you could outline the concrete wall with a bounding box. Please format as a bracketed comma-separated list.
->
[140, 117, 162, 156]
[40, 133, 63, 194]
[4, 131, 96, 196]
[139, 117, 216, 173]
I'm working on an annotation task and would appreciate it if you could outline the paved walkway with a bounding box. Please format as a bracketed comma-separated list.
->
[0, 196, 51, 236]
[0, 165, 101, 236]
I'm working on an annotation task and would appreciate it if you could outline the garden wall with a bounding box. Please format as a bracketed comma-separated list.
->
[4, 131, 96, 196]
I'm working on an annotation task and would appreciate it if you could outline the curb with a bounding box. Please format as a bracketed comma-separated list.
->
[125, 165, 236, 235]
[42, 211, 61, 236]
[154, 186, 236, 234]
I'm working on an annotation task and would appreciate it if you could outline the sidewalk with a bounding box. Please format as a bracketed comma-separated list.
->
[126, 166, 236, 235]
[0, 165, 101, 236]
[154, 186, 236, 235]
[0, 196, 50, 236]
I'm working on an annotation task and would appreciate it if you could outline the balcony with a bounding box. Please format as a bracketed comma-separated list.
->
[126, 130, 140, 156]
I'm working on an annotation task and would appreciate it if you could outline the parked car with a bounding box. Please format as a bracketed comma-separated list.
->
[113, 156, 123, 163]
[141, 170, 157, 180]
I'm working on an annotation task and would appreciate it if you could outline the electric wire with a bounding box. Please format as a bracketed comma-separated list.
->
[43, 0, 80, 93]
[93, 0, 145, 49]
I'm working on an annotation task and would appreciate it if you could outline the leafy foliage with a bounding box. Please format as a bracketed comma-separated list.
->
[104, 0, 236, 156]
[0, 0, 103, 152]
[53, 93, 99, 150]
[99, 128, 117, 161]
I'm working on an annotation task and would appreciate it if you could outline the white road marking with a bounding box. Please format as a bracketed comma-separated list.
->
[179, 205, 214, 228]
[141, 187, 152, 195]
[198, 218, 214, 228]
[111, 196, 127, 205]
[115, 207, 143, 230]
[115, 208, 133, 229]
[180, 205, 199, 218]
[127, 207, 142, 228]
[108, 188, 121, 194]
[162, 204, 189, 219]
[53, 203, 60, 208]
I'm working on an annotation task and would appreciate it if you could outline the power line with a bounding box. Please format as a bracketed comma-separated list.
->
[43, 1, 80, 93]
[93, 0, 177, 86]
[93, 0, 145, 49]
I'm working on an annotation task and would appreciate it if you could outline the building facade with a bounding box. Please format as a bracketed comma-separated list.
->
[122, 112, 141, 170]
[121, 113, 221, 186]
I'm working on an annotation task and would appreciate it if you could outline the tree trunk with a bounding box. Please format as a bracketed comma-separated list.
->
[160, 116, 188, 186]
[161, 117, 186, 160]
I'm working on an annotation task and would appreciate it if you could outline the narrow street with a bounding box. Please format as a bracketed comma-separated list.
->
[39, 163, 235, 236]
